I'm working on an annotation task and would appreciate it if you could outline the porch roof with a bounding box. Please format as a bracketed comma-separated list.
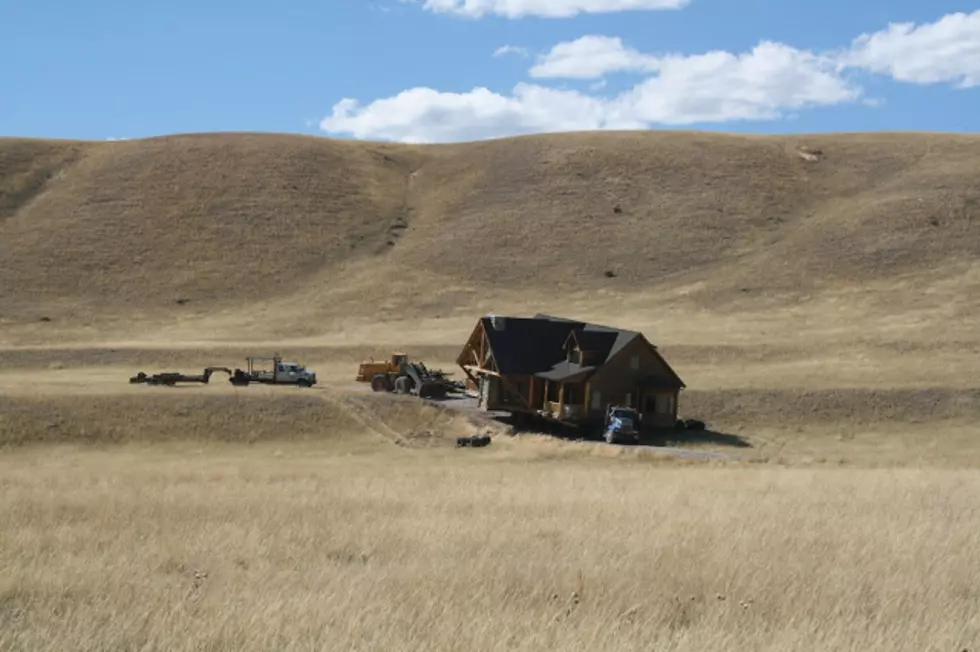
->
[534, 360, 596, 382]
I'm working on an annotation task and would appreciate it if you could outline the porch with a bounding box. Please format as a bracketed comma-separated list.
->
[535, 376, 590, 422]
[467, 371, 679, 430]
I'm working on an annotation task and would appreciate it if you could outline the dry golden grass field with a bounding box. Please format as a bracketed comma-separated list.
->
[2, 130, 980, 650]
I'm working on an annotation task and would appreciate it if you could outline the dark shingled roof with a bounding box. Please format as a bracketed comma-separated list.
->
[479, 314, 644, 381]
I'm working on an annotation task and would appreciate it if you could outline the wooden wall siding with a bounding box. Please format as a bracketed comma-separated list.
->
[488, 375, 533, 410]
[587, 335, 680, 425]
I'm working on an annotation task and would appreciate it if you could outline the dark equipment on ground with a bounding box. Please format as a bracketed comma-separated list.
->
[129, 367, 233, 386]
[456, 435, 492, 448]
[358, 352, 466, 399]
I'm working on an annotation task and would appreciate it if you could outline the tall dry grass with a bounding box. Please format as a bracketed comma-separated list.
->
[1, 447, 978, 651]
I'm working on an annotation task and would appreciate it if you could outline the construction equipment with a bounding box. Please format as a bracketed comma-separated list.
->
[229, 354, 317, 387]
[129, 367, 233, 386]
[355, 352, 409, 384]
[356, 352, 466, 399]
[603, 405, 642, 445]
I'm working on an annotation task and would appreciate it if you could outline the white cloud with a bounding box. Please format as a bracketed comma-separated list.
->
[320, 85, 636, 143]
[843, 10, 980, 88]
[416, 0, 688, 19]
[493, 44, 529, 58]
[321, 10, 980, 143]
[321, 40, 858, 143]
[530, 35, 660, 79]
[622, 42, 859, 124]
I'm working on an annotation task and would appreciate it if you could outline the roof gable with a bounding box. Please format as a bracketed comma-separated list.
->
[480, 314, 643, 381]
[480, 316, 577, 376]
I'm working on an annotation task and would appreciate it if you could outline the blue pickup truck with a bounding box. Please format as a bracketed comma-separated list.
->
[603, 405, 642, 444]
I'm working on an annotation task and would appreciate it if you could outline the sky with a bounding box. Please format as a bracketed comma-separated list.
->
[2, 0, 979, 143]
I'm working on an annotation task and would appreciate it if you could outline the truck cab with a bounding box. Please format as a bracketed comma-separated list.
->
[273, 361, 317, 386]
[244, 356, 317, 386]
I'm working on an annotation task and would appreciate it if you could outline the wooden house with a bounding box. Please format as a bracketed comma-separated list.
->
[455, 314, 686, 430]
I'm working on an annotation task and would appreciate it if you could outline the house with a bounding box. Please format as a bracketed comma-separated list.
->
[455, 313, 686, 431]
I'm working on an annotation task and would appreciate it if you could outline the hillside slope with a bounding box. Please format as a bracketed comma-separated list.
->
[1, 131, 979, 339]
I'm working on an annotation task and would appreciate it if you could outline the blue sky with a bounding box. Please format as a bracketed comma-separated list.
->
[2, 0, 978, 142]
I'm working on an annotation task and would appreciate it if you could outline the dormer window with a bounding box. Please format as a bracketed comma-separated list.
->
[570, 348, 581, 364]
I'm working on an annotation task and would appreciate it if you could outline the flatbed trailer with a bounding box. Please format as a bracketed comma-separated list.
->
[129, 367, 233, 386]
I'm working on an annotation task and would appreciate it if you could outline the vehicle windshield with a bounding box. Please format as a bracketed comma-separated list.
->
[612, 409, 634, 419]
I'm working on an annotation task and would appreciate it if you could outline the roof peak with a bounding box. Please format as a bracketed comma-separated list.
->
[532, 313, 639, 336]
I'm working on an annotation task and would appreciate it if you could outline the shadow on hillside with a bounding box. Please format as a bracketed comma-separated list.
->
[495, 414, 753, 449]
[426, 395, 754, 450]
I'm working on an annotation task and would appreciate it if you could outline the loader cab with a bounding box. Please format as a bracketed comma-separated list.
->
[391, 353, 408, 369]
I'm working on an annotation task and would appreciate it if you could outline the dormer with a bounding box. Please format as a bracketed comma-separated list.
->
[564, 329, 595, 365]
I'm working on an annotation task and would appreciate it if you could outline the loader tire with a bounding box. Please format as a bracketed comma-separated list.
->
[394, 375, 413, 395]
[371, 374, 392, 392]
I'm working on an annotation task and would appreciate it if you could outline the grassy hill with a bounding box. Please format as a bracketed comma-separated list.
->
[5, 130, 980, 652]
[1, 130, 979, 345]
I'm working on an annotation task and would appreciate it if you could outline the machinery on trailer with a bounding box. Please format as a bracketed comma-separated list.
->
[356, 352, 466, 399]
[129, 367, 233, 386]
[603, 405, 642, 445]
[229, 354, 317, 387]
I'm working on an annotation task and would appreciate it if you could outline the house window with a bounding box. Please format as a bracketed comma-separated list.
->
[590, 390, 602, 410]
[644, 394, 657, 413]
[565, 383, 582, 404]
[630, 355, 640, 370]
[657, 395, 674, 414]
[570, 348, 581, 363]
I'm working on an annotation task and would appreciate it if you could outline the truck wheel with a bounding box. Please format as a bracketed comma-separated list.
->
[297, 378, 311, 388]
